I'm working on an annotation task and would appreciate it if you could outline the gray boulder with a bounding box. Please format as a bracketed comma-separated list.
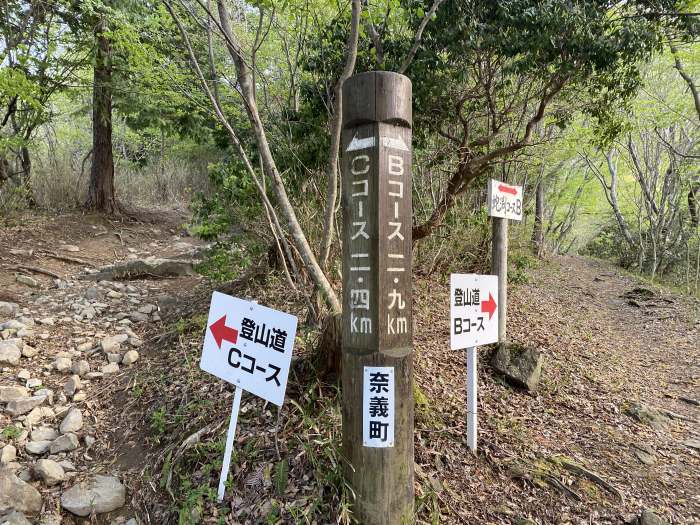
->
[0, 302, 19, 317]
[60, 475, 125, 516]
[628, 509, 669, 525]
[491, 342, 544, 391]
[59, 408, 83, 434]
[0, 510, 33, 525]
[0, 342, 21, 366]
[49, 433, 79, 454]
[0, 386, 28, 403]
[625, 403, 669, 432]
[82, 258, 195, 281]
[0, 468, 42, 515]
[34, 459, 65, 487]
[6, 396, 46, 417]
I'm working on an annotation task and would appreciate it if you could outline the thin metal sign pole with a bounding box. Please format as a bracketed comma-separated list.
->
[217, 386, 243, 501]
[466, 346, 477, 452]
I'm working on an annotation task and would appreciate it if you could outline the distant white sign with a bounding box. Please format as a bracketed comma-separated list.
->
[200, 291, 297, 407]
[363, 366, 395, 448]
[487, 179, 523, 221]
[450, 274, 499, 350]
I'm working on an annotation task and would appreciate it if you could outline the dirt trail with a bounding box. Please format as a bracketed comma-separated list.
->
[0, 211, 205, 524]
[1, 213, 698, 524]
[413, 255, 699, 524]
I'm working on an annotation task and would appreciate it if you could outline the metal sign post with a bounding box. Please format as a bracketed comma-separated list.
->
[199, 292, 298, 502]
[341, 71, 414, 524]
[450, 274, 499, 452]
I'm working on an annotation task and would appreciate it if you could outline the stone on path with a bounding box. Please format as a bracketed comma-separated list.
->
[71, 360, 90, 377]
[6, 396, 46, 417]
[50, 433, 79, 454]
[60, 475, 126, 516]
[101, 363, 119, 375]
[31, 427, 58, 442]
[82, 258, 195, 281]
[20, 345, 37, 358]
[25, 441, 52, 455]
[0, 468, 43, 515]
[0, 301, 19, 317]
[101, 334, 128, 353]
[64, 376, 81, 397]
[625, 403, 669, 432]
[0, 510, 33, 525]
[630, 509, 669, 525]
[52, 357, 72, 373]
[34, 459, 65, 487]
[15, 275, 39, 288]
[0, 386, 28, 403]
[59, 408, 83, 434]
[491, 342, 544, 391]
[0, 342, 21, 366]
[122, 350, 139, 365]
[683, 438, 700, 451]
[0, 445, 17, 464]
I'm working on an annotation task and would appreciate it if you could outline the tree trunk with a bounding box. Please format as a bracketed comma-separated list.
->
[532, 179, 544, 256]
[85, 17, 117, 213]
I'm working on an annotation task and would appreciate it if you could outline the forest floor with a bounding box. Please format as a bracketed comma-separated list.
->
[0, 211, 698, 525]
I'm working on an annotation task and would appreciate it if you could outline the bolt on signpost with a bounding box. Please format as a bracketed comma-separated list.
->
[199, 292, 298, 501]
[341, 71, 414, 524]
[450, 275, 499, 452]
[488, 179, 523, 342]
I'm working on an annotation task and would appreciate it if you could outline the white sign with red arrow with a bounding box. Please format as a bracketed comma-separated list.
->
[199, 291, 298, 501]
[450, 274, 499, 350]
[450, 273, 499, 452]
[201, 291, 297, 406]
[487, 178, 523, 221]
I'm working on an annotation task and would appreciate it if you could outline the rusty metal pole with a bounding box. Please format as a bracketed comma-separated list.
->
[340, 71, 414, 524]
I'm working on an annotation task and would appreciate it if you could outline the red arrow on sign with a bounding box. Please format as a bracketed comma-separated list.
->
[209, 315, 239, 348]
[498, 184, 518, 196]
[480, 292, 497, 320]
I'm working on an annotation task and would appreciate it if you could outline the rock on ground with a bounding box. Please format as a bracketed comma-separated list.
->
[0, 445, 17, 464]
[59, 408, 83, 434]
[0, 468, 43, 515]
[0, 301, 19, 316]
[0, 342, 22, 366]
[0, 510, 33, 525]
[50, 433, 79, 454]
[122, 350, 139, 365]
[60, 475, 126, 516]
[0, 386, 28, 403]
[625, 403, 669, 431]
[491, 342, 544, 391]
[82, 258, 196, 281]
[6, 396, 46, 417]
[34, 459, 65, 486]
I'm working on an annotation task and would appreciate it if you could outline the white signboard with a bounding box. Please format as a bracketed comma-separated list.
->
[200, 291, 298, 406]
[450, 274, 499, 350]
[487, 179, 523, 221]
[363, 366, 395, 448]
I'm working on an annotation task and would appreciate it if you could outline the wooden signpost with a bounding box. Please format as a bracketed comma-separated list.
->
[341, 71, 414, 524]
[488, 179, 524, 341]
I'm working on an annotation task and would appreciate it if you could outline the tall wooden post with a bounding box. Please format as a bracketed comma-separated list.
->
[341, 71, 414, 524]
[491, 217, 508, 342]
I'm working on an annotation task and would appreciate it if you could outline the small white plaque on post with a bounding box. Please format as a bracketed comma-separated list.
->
[362, 366, 395, 448]
[487, 178, 523, 221]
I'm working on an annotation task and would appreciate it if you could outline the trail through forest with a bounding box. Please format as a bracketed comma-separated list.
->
[0, 212, 698, 524]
